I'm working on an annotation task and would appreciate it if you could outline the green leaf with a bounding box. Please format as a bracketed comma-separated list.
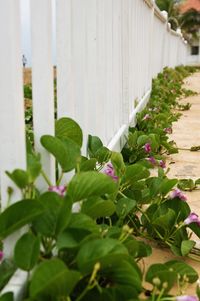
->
[81, 197, 116, 218]
[57, 228, 92, 249]
[137, 135, 149, 147]
[55, 117, 83, 147]
[77, 238, 128, 274]
[160, 178, 178, 196]
[103, 260, 142, 293]
[188, 222, 200, 238]
[67, 171, 117, 203]
[116, 198, 136, 218]
[80, 158, 97, 171]
[162, 199, 190, 223]
[30, 259, 81, 299]
[146, 263, 176, 292]
[27, 153, 41, 182]
[0, 200, 44, 239]
[165, 260, 198, 283]
[181, 240, 196, 256]
[111, 152, 126, 177]
[0, 260, 16, 291]
[6, 169, 29, 189]
[95, 147, 111, 164]
[14, 232, 40, 271]
[152, 208, 176, 232]
[68, 213, 99, 233]
[33, 192, 72, 237]
[40, 135, 81, 172]
[0, 293, 14, 301]
[122, 164, 150, 184]
[87, 135, 103, 158]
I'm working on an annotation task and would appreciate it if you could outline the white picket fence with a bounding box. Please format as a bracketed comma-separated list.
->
[0, 0, 188, 257]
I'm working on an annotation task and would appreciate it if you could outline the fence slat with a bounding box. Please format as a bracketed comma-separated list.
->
[0, 0, 26, 257]
[30, 0, 55, 189]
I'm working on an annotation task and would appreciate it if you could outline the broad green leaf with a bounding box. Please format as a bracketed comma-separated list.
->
[137, 135, 149, 147]
[57, 228, 89, 249]
[170, 245, 182, 256]
[27, 153, 41, 182]
[0, 200, 44, 239]
[6, 169, 29, 189]
[127, 131, 138, 148]
[181, 240, 196, 256]
[30, 259, 81, 299]
[67, 171, 117, 203]
[81, 197, 116, 218]
[165, 260, 198, 283]
[122, 164, 150, 184]
[40, 135, 80, 172]
[153, 208, 176, 231]
[0, 293, 13, 301]
[68, 213, 99, 233]
[0, 260, 16, 291]
[77, 238, 128, 274]
[103, 260, 142, 292]
[55, 117, 83, 147]
[116, 198, 136, 218]
[189, 222, 200, 238]
[146, 263, 176, 292]
[95, 147, 111, 164]
[14, 232, 40, 271]
[160, 178, 178, 196]
[87, 135, 103, 158]
[80, 158, 97, 171]
[162, 199, 190, 223]
[111, 152, 125, 177]
[33, 192, 72, 237]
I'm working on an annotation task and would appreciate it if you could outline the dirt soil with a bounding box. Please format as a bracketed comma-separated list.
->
[23, 67, 56, 85]
[141, 72, 200, 295]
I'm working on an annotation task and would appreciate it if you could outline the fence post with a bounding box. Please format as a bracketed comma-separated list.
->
[0, 0, 26, 257]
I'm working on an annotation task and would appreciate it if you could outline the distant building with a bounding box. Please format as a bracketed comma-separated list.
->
[179, 0, 200, 63]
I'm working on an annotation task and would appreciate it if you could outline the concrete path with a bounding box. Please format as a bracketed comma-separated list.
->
[142, 72, 200, 295]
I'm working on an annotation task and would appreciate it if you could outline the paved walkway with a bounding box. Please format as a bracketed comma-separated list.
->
[142, 72, 200, 295]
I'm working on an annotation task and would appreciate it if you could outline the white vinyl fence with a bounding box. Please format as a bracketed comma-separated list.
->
[0, 0, 188, 252]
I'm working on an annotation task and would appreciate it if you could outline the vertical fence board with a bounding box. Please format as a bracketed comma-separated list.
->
[30, 0, 55, 189]
[0, 0, 26, 257]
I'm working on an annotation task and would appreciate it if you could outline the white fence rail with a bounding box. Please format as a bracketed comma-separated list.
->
[0, 0, 188, 257]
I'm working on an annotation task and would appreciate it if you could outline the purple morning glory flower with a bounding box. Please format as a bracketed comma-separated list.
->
[148, 156, 156, 165]
[176, 296, 199, 301]
[159, 160, 166, 169]
[169, 188, 187, 201]
[164, 127, 172, 134]
[48, 185, 66, 197]
[0, 251, 3, 261]
[142, 114, 151, 121]
[104, 163, 118, 181]
[144, 143, 151, 153]
[184, 213, 200, 226]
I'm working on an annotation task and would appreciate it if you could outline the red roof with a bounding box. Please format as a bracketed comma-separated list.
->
[180, 0, 200, 13]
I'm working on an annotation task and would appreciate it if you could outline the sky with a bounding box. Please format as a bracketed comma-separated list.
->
[20, 0, 56, 67]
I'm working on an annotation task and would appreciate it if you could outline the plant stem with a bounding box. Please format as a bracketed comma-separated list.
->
[41, 169, 53, 186]
[57, 170, 64, 185]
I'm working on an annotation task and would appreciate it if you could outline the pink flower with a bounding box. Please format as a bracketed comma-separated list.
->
[0, 251, 3, 261]
[103, 163, 118, 181]
[144, 143, 151, 153]
[184, 213, 200, 226]
[176, 296, 199, 301]
[142, 114, 151, 121]
[148, 156, 156, 165]
[159, 160, 166, 169]
[169, 188, 187, 201]
[164, 127, 172, 134]
[48, 185, 66, 197]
